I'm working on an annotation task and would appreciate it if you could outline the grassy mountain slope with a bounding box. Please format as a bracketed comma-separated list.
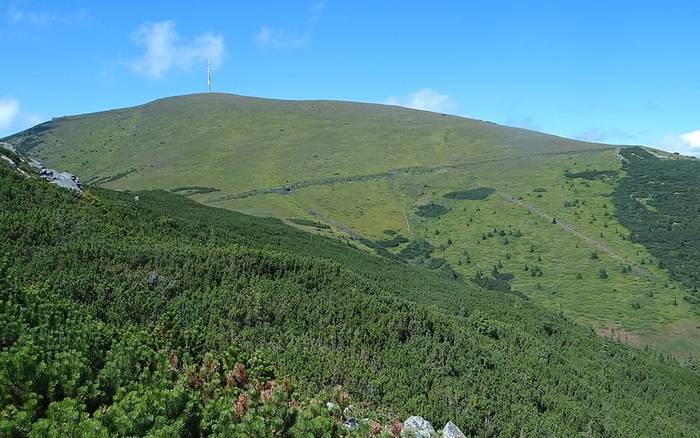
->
[6, 93, 606, 196]
[4, 93, 700, 358]
[1, 155, 700, 436]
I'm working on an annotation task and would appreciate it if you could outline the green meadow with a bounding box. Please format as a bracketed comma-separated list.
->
[5, 93, 699, 358]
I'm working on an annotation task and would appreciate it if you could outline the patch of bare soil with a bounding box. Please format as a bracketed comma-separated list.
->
[596, 325, 642, 346]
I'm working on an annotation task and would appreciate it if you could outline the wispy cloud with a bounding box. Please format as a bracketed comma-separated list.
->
[658, 129, 700, 157]
[0, 98, 20, 130]
[385, 88, 457, 113]
[574, 127, 635, 143]
[0, 97, 44, 136]
[4, 2, 87, 25]
[253, 25, 309, 50]
[253, 1, 325, 50]
[128, 20, 224, 79]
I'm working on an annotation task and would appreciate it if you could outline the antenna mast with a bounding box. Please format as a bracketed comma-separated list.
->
[207, 59, 212, 93]
[207, 59, 211, 93]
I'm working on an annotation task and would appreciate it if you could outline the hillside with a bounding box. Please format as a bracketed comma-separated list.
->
[6, 93, 606, 196]
[1, 149, 700, 436]
[4, 93, 700, 358]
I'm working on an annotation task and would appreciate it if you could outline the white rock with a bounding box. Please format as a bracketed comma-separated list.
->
[1, 155, 14, 166]
[28, 158, 44, 170]
[401, 416, 435, 437]
[0, 142, 15, 153]
[441, 421, 465, 438]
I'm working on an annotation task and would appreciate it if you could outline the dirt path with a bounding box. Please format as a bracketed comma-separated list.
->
[500, 192, 650, 277]
[209, 148, 613, 203]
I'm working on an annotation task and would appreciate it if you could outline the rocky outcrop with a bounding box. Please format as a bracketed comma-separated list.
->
[0, 142, 16, 153]
[0, 145, 84, 193]
[401, 416, 435, 437]
[39, 168, 82, 192]
[1, 141, 83, 192]
[441, 421, 466, 438]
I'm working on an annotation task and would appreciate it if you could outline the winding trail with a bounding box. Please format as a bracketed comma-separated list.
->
[500, 192, 650, 277]
[209, 148, 613, 203]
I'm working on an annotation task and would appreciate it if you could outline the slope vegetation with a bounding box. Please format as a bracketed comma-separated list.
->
[2, 153, 700, 436]
[4, 94, 700, 357]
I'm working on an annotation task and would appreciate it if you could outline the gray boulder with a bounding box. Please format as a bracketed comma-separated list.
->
[401, 416, 435, 437]
[441, 421, 465, 438]
[39, 168, 82, 192]
[0, 149, 82, 191]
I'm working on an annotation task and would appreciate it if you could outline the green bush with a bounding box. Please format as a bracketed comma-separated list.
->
[443, 187, 495, 200]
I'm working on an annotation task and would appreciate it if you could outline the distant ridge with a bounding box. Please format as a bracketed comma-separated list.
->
[4, 92, 610, 194]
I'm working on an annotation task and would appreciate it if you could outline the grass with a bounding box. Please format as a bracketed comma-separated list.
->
[4, 93, 698, 357]
[6, 93, 607, 196]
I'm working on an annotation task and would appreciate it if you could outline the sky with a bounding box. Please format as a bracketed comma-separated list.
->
[1, 0, 699, 156]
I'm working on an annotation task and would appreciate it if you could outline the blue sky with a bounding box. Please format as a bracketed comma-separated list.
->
[1, 0, 699, 155]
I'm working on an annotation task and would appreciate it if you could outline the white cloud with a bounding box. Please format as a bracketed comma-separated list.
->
[129, 21, 224, 79]
[5, 3, 87, 25]
[254, 1, 325, 50]
[253, 25, 308, 50]
[0, 97, 44, 137]
[385, 88, 457, 113]
[680, 130, 700, 149]
[0, 98, 20, 130]
[656, 131, 700, 157]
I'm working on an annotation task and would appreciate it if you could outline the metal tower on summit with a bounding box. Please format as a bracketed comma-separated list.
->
[207, 59, 212, 93]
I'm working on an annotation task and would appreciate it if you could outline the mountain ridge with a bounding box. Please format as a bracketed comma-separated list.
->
[3, 93, 700, 360]
[6, 91, 636, 147]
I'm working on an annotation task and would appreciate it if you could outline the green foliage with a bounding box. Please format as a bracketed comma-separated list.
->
[376, 234, 409, 248]
[469, 271, 527, 301]
[396, 239, 434, 261]
[443, 187, 495, 200]
[415, 203, 449, 218]
[170, 186, 221, 196]
[287, 218, 331, 229]
[0, 279, 338, 437]
[614, 148, 700, 296]
[88, 168, 137, 185]
[2, 165, 700, 436]
[565, 169, 619, 180]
